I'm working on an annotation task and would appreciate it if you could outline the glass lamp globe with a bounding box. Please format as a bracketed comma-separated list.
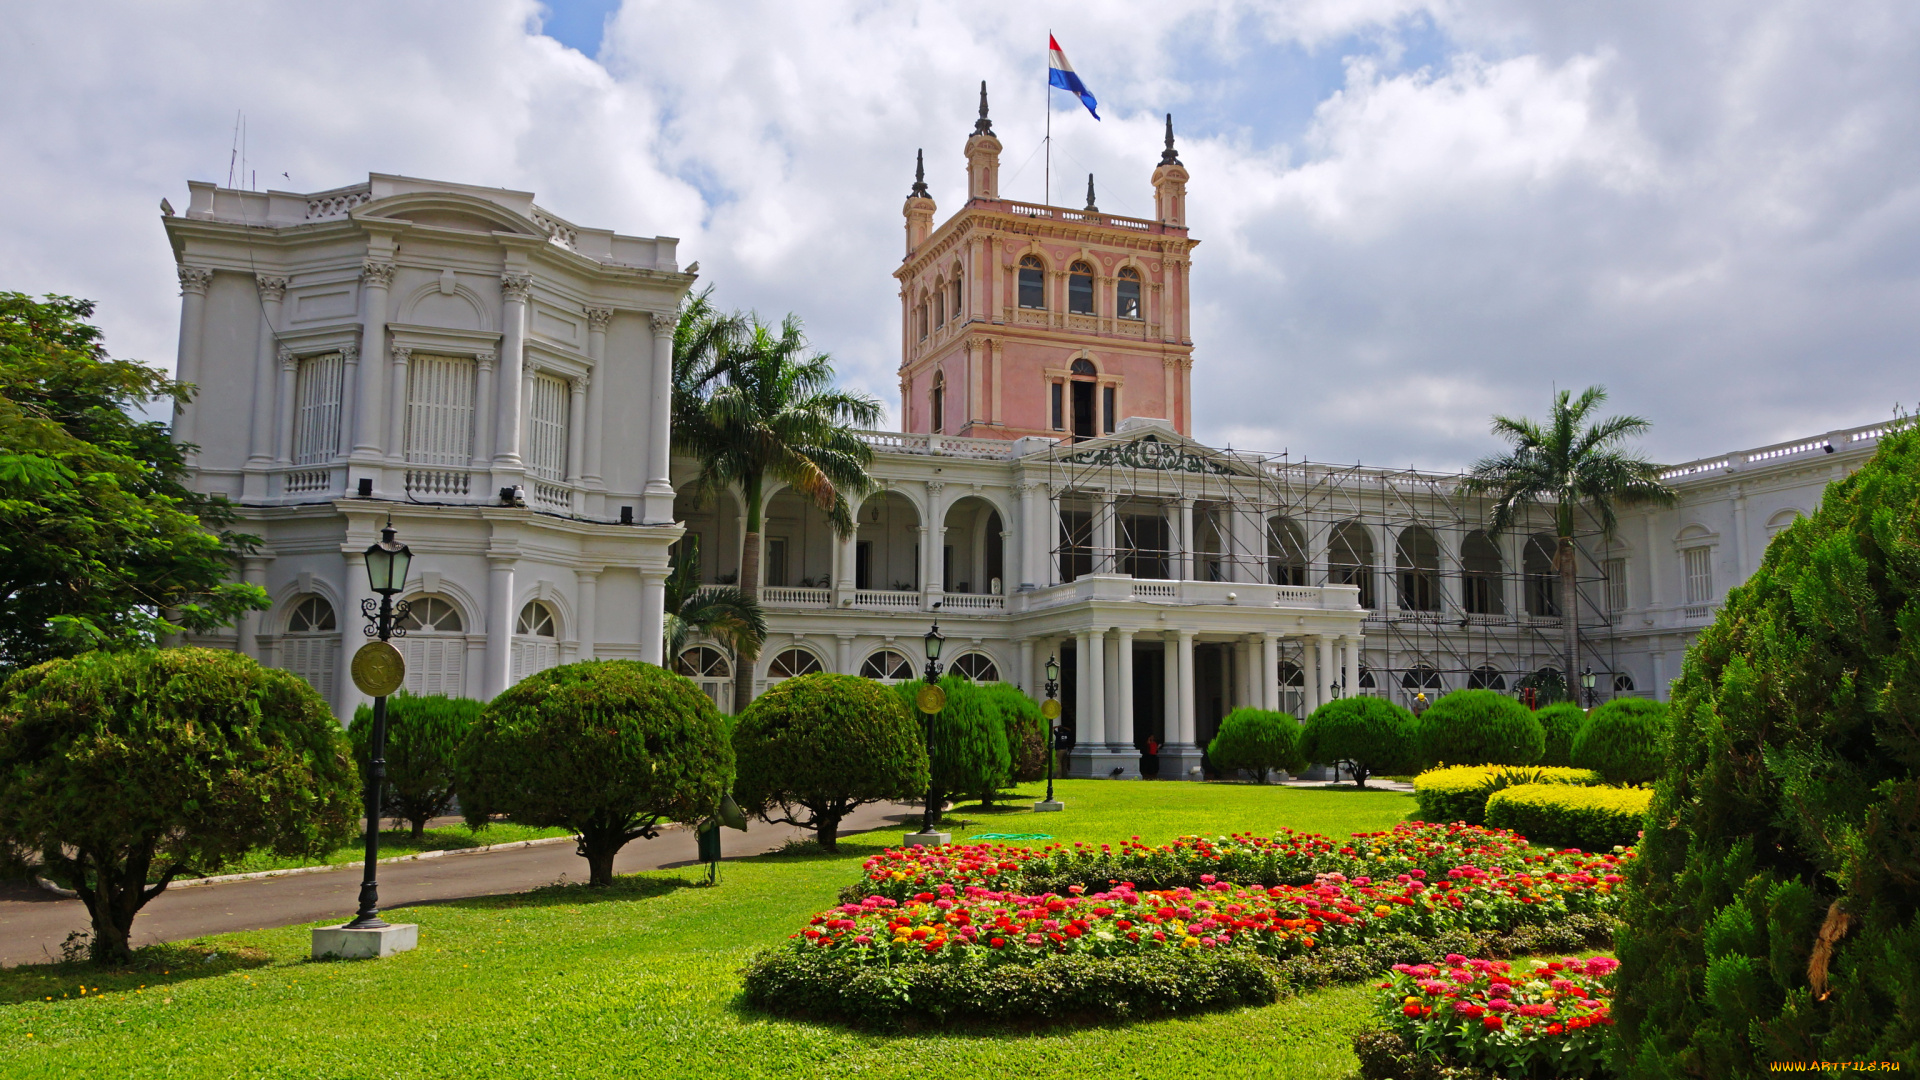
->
[365, 524, 412, 596]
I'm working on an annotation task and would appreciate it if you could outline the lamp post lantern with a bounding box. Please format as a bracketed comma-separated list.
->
[1580, 667, 1597, 709]
[348, 522, 412, 930]
[904, 616, 952, 845]
[1035, 654, 1065, 812]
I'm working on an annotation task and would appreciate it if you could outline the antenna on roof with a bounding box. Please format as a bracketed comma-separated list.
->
[226, 110, 241, 189]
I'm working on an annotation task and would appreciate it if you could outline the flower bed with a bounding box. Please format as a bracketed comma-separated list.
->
[845, 821, 1620, 905]
[1354, 954, 1619, 1078]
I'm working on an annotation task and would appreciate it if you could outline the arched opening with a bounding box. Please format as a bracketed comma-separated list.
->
[1067, 261, 1095, 315]
[1057, 493, 1094, 583]
[1194, 503, 1228, 581]
[282, 595, 338, 700]
[1612, 673, 1636, 693]
[513, 600, 558, 682]
[1328, 520, 1376, 609]
[1468, 665, 1506, 690]
[948, 268, 963, 323]
[930, 369, 945, 434]
[860, 649, 914, 683]
[1766, 508, 1804, 536]
[950, 653, 1000, 681]
[1462, 530, 1504, 615]
[766, 647, 825, 688]
[1357, 665, 1377, 690]
[1117, 266, 1142, 320]
[396, 595, 466, 697]
[1268, 516, 1308, 586]
[1069, 357, 1097, 440]
[674, 485, 745, 585]
[915, 292, 929, 341]
[675, 645, 732, 712]
[854, 491, 921, 592]
[1278, 658, 1306, 716]
[942, 496, 1005, 594]
[1524, 534, 1559, 617]
[1401, 663, 1443, 705]
[763, 486, 838, 590]
[1018, 255, 1045, 309]
[931, 279, 945, 327]
[1117, 497, 1171, 580]
[1396, 526, 1440, 612]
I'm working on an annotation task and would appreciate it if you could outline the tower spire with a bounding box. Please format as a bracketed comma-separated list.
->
[910, 149, 929, 198]
[973, 80, 995, 137]
[1160, 113, 1181, 166]
[1085, 173, 1098, 213]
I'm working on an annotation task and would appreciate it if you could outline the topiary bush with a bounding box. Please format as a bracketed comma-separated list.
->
[1416, 689, 1545, 767]
[731, 673, 927, 850]
[1614, 425, 1920, 1076]
[1412, 764, 1603, 826]
[974, 681, 1048, 782]
[1533, 702, 1587, 767]
[1569, 697, 1669, 786]
[349, 692, 482, 838]
[1483, 783, 1653, 851]
[1299, 697, 1418, 788]
[1207, 708, 1307, 783]
[0, 647, 358, 963]
[457, 660, 732, 885]
[894, 675, 1010, 808]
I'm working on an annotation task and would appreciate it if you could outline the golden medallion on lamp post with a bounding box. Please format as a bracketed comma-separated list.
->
[1040, 698, 1062, 721]
[351, 640, 406, 698]
[915, 682, 948, 715]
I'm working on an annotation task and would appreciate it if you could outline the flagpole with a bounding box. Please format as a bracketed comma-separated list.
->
[1044, 30, 1051, 207]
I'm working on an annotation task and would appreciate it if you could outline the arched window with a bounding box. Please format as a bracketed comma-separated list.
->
[767, 648, 825, 681]
[512, 600, 558, 682]
[1468, 665, 1506, 690]
[860, 649, 914, 682]
[282, 595, 337, 699]
[1328, 521, 1376, 609]
[1068, 358, 1098, 440]
[1067, 261, 1095, 315]
[1462, 530, 1504, 615]
[1278, 661, 1305, 687]
[1401, 665, 1442, 692]
[931, 369, 945, 434]
[396, 595, 465, 696]
[949, 272, 962, 322]
[1070, 358, 1097, 377]
[932, 281, 945, 327]
[1396, 526, 1440, 612]
[1018, 255, 1045, 309]
[950, 653, 999, 681]
[675, 646, 733, 712]
[1357, 665, 1377, 689]
[1116, 267, 1142, 320]
[1524, 534, 1559, 617]
[916, 295, 929, 341]
[1766, 508, 1803, 536]
[1612, 673, 1636, 693]
[1268, 516, 1309, 586]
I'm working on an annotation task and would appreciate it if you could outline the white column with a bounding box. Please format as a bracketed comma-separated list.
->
[473, 351, 496, 468]
[337, 345, 360, 461]
[494, 274, 530, 470]
[643, 311, 676, 522]
[1731, 486, 1749, 579]
[583, 308, 611, 489]
[1094, 491, 1117, 574]
[924, 482, 946, 604]
[1651, 649, 1668, 703]
[575, 569, 599, 661]
[1343, 636, 1360, 700]
[353, 261, 393, 460]
[485, 558, 515, 697]
[172, 266, 213, 457]
[1178, 498, 1195, 581]
[837, 526, 858, 598]
[1262, 633, 1279, 712]
[1163, 633, 1180, 743]
[1318, 635, 1337, 709]
[238, 557, 268, 660]
[1116, 629, 1135, 748]
[386, 346, 411, 461]
[1176, 629, 1197, 748]
[1074, 632, 1093, 746]
[1301, 637, 1321, 715]
[1018, 481, 1040, 589]
[273, 348, 298, 467]
[1088, 628, 1108, 748]
[639, 568, 667, 666]
[339, 551, 368, 721]
[568, 374, 589, 507]
[1017, 638, 1034, 692]
[244, 276, 288, 497]
[1373, 526, 1393, 616]
[837, 634, 855, 675]
[1438, 527, 1464, 615]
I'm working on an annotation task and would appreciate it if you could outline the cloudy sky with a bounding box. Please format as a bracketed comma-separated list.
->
[4, 0, 1916, 470]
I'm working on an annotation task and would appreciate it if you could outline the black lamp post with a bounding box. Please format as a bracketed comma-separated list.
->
[1580, 667, 1597, 709]
[347, 522, 412, 930]
[920, 619, 945, 834]
[1043, 654, 1061, 803]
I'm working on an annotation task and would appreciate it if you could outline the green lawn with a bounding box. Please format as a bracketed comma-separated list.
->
[3, 781, 1415, 1079]
[178, 821, 575, 879]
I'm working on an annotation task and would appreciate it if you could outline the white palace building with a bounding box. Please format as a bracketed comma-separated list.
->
[165, 121, 1893, 779]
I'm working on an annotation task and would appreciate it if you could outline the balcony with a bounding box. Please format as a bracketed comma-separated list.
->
[1028, 574, 1363, 611]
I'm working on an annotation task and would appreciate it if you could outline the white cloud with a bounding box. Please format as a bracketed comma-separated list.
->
[3, 0, 1916, 469]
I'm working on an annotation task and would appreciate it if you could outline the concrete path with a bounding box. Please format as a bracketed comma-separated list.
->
[0, 801, 924, 968]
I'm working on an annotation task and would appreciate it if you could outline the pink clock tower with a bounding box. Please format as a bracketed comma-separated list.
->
[896, 84, 1198, 441]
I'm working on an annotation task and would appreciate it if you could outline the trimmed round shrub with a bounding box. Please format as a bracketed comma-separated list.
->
[457, 660, 732, 885]
[1533, 702, 1588, 767]
[1299, 697, 1418, 788]
[1207, 708, 1307, 783]
[974, 681, 1048, 782]
[349, 692, 482, 838]
[1615, 426, 1920, 1075]
[1416, 689, 1544, 767]
[1484, 782, 1653, 851]
[0, 647, 358, 963]
[1569, 697, 1669, 786]
[1412, 764, 1603, 826]
[894, 675, 1011, 808]
[732, 673, 928, 850]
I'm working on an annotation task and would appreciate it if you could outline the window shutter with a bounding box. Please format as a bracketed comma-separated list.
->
[528, 373, 570, 482]
[292, 353, 344, 466]
[405, 355, 476, 465]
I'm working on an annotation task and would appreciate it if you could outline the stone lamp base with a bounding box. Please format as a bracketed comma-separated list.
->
[312, 922, 418, 960]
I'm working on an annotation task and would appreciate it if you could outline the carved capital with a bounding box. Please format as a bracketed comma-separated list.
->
[500, 272, 534, 302]
[650, 311, 677, 335]
[177, 265, 213, 296]
[584, 307, 614, 330]
[391, 345, 412, 366]
[575, 371, 591, 392]
[925, 481, 945, 497]
[476, 350, 496, 371]
[341, 344, 359, 365]
[278, 346, 297, 369]
[360, 260, 396, 288]
[255, 275, 289, 303]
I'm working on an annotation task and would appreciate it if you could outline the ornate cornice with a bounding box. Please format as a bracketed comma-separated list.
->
[256, 275, 289, 302]
[177, 265, 213, 296]
[500, 273, 534, 302]
[360, 260, 396, 288]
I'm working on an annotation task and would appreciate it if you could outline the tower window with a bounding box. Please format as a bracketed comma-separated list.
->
[1018, 255, 1045, 309]
[1102, 385, 1115, 434]
[931, 369, 945, 434]
[1050, 381, 1064, 430]
[1068, 261, 1095, 315]
[1117, 267, 1142, 320]
[932, 283, 944, 327]
[949, 271, 963, 322]
[1069, 358, 1096, 440]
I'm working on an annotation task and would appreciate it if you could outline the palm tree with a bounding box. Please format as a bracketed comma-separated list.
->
[663, 534, 765, 685]
[1462, 386, 1675, 689]
[675, 312, 882, 709]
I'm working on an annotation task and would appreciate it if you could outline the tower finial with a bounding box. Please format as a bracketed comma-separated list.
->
[973, 80, 995, 137]
[910, 149, 930, 198]
[1085, 173, 1098, 213]
[1160, 113, 1182, 166]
